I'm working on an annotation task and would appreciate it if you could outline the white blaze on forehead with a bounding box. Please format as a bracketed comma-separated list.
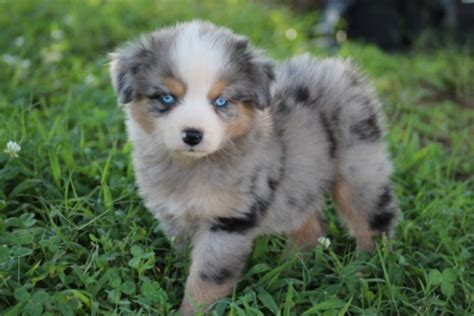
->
[154, 22, 231, 155]
[171, 22, 228, 96]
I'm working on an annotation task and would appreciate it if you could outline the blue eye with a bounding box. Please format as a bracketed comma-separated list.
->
[213, 97, 229, 108]
[159, 94, 176, 106]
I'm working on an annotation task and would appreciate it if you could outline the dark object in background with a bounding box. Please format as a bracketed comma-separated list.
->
[314, 0, 474, 51]
[457, 1, 474, 45]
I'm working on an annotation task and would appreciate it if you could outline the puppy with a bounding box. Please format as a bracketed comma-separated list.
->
[109, 20, 399, 315]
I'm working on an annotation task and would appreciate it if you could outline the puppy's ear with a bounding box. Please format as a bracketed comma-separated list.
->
[230, 35, 274, 110]
[109, 51, 134, 104]
[250, 53, 274, 110]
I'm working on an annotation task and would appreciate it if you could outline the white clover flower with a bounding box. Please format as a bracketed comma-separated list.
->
[4, 141, 21, 158]
[2, 54, 17, 65]
[41, 47, 62, 63]
[285, 28, 297, 40]
[2, 54, 30, 77]
[20, 59, 30, 70]
[63, 15, 74, 26]
[51, 29, 64, 41]
[84, 74, 97, 86]
[14, 36, 25, 47]
[318, 236, 331, 249]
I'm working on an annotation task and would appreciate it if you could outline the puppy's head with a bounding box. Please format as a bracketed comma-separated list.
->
[109, 21, 274, 158]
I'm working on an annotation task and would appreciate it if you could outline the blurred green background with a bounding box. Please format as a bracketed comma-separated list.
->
[0, 0, 473, 315]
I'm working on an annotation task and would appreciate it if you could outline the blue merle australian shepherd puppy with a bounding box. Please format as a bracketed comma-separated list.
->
[109, 20, 400, 315]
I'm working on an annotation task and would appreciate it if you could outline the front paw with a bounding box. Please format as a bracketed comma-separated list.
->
[178, 298, 204, 316]
[178, 300, 193, 316]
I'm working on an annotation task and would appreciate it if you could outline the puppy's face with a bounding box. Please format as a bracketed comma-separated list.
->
[110, 21, 274, 158]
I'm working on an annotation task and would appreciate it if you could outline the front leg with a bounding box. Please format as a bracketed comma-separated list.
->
[179, 227, 256, 315]
[159, 216, 188, 252]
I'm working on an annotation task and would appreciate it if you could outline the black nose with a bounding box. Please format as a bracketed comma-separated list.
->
[181, 128, 203, 146]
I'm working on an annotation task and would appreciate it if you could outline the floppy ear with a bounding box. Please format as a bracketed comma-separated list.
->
[109, 50, 135, 104]
[250, 54, 275, 110]
[230, 35, 274, 110]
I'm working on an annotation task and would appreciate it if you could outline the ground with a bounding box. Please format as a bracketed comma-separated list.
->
[0, 0, 473, 315]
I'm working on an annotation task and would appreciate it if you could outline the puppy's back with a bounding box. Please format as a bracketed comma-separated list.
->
[273, 54, 385, 148]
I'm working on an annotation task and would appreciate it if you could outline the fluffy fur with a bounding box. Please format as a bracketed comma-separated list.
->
[109, 20, 400, 315]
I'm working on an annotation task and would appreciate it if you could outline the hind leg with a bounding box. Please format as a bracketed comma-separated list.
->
[333, 142, 399, 251]
[286, 210, 326, 251]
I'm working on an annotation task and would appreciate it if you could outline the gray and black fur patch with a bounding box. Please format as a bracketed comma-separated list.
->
[350, 113, 381, 142]
[287, 195, 299, 208]
[211, 211, 258, 233]
[211, 141, 286, 234]
[369, 185, 396, 232]
[273, 100, 291, 116]
[122, 86, 134, 104]
[268, 177, 279, 192]
[210, 171, 272, 234]
[294, 86, 310, 103]
[199, 268, 233, 284]
[319, 112, 337, 158]
[285, 191, 318, 213]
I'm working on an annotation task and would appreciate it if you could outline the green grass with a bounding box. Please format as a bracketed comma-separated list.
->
[1, 0, 473, 315]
